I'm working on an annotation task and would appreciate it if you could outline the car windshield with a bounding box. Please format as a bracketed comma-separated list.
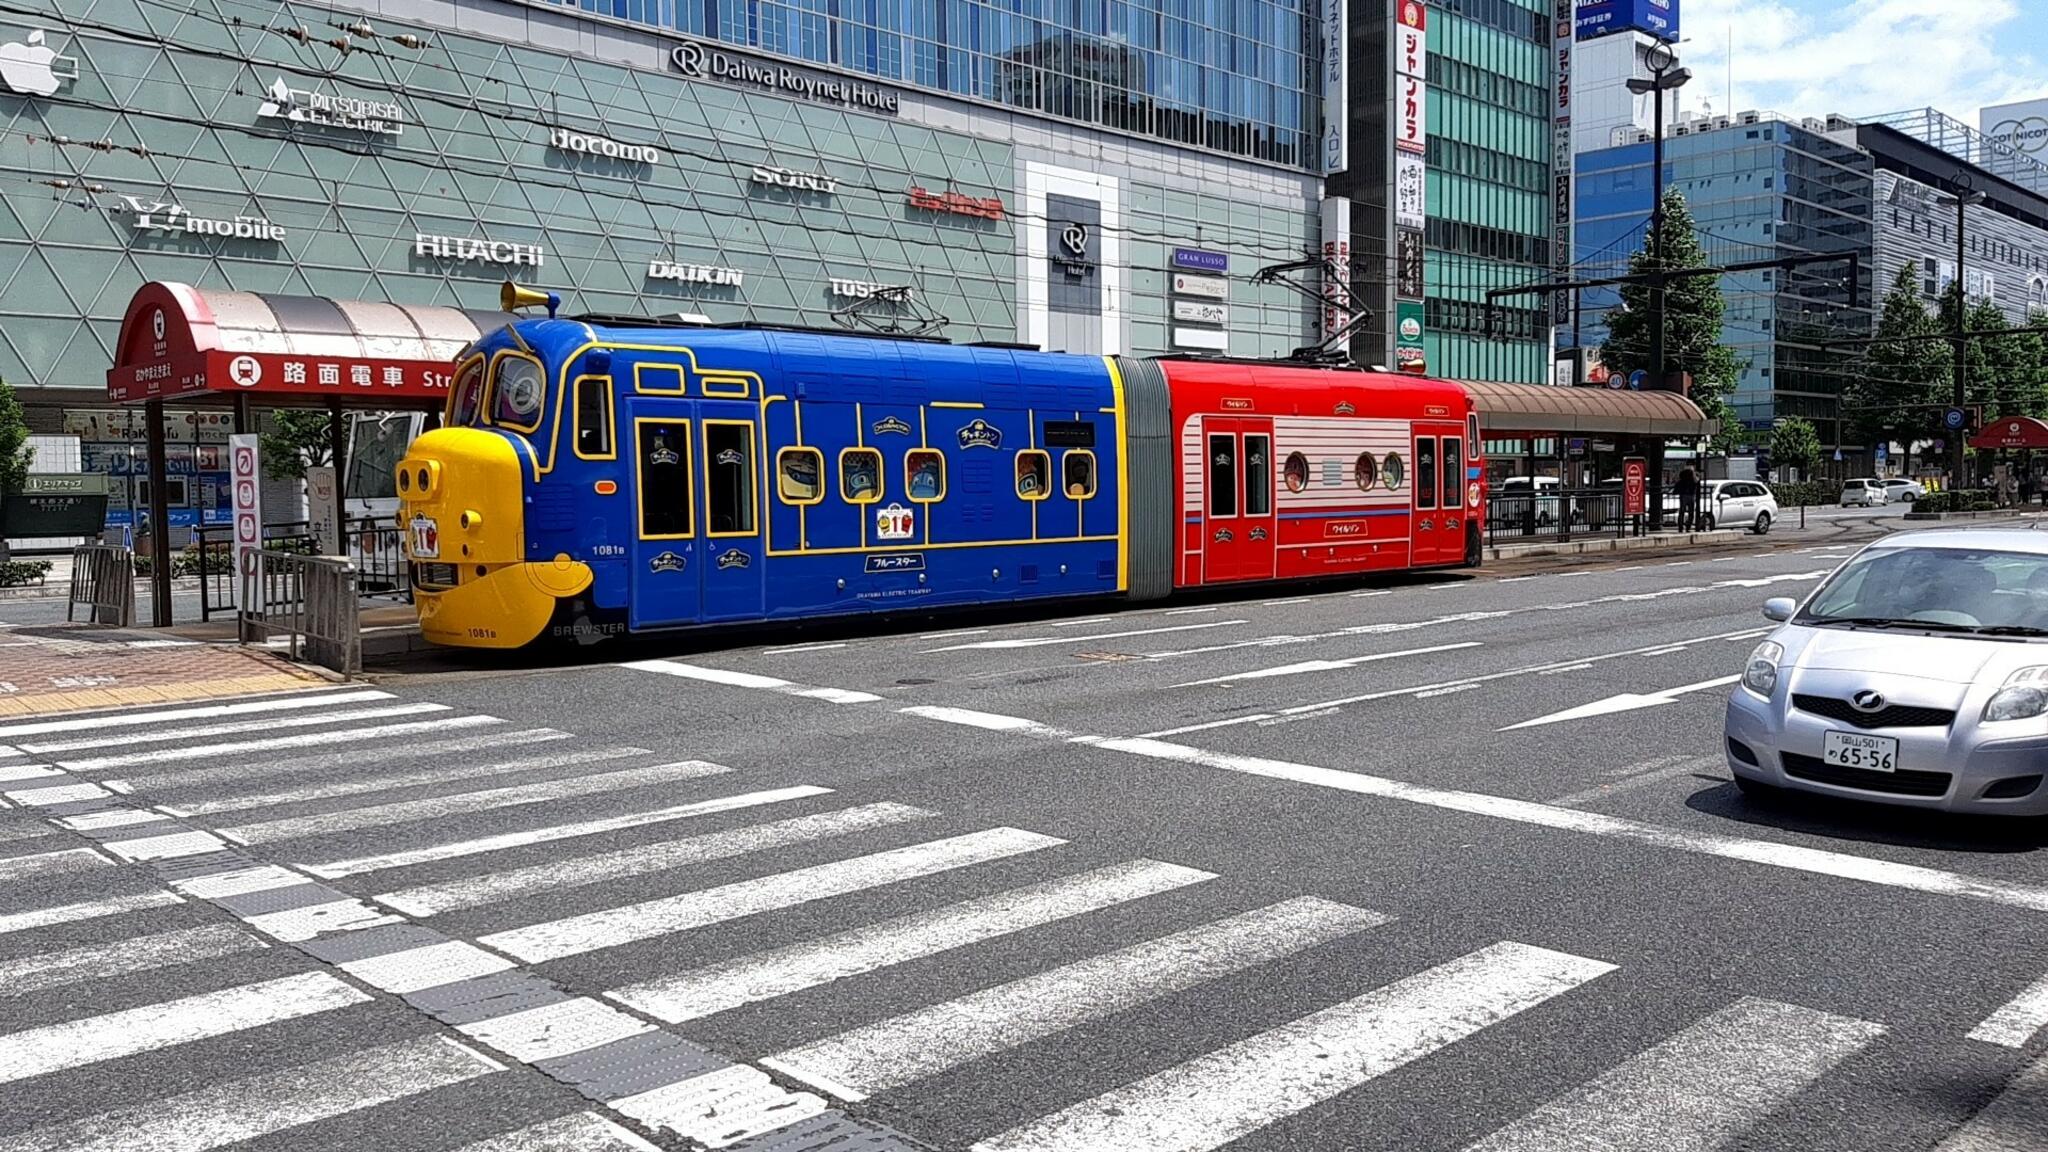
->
[1798, 546, 2048, 635]
[448, 359, 485, 427]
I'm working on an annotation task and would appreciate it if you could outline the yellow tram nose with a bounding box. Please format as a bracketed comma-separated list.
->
[399, 428, 589, 648]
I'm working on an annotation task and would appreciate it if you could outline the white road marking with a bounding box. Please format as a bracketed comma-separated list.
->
[481, 827, 1064, 963]
[1139, 629, 1766, 738]
[1461, 997, 1883, 1152]
[1142, 713, 1280, 738]
[0, 763, 60, 784]
[1551, 757, 1720, 807]
[0, 971, 368, 1085]
[101, 830, 230, 861]
[1350, 589, 1396, 597]
[1502, 675, 1742, 731]
[610, 1062, 828, 1149]
[1496, 576, 1540, 583]
[1049, 616, 1118, 628]
[0, 924, 263, 1001]
[1414, 684, 1481, 699]
[339, 940, 516, 994]
[453, 1112, 664, 1152]
[126, 728, 571, 792]
[171, 864, 306, 900]
[17, 702, 449, 753]
[0, 847, 106, 882]
[456, 997, 654, 1064]
[301, 785, 831, 879]
[897, 706, 1070, 738]
[622, 659, 883, 704]
[1261, 597, 1314, 606]
[1164, 606, 1219, 615]
[918, 628, 988, 640]
[1089, 737, 2048, 915]
[0, 890, 182, 936]
[926, 620, 1245, 652]
[1934, 1053, 2048, 1151]
[0, 1034, 502, 1152]
[1176, 641, 1483, 687]
[58, 809, 161, 831]
[3, 782, 109, 807]
[377, 802, 938, 916]
[611, 859, 1215, 1024]
[763, 896, 1385, 1101]
[243, 899, 404, 942]
[971, 941, 1615, 1152]
[57, 715, 507, 772]
[0, 689, 387, 740]
[168, 745, 652, 816]
[1969, 970, 2048, 1048]
[763, 642, 848, 655]
[222, 760, 733, 844]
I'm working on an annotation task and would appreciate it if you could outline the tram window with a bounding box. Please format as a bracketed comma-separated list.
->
[1383, 452, 1406, 491]
[1355, 452, 1379, 491]
[1208, 434, 1238, 517]
[1467, 413, 1480, 453]
[637, 420, 693, 538]
[1063, 450, 1098, 499]
[1016, 450, 1051, 501]
[777, 447, 824, 505]
[1417, 438, 1438, 510]
[449, 358, 485, 426]
[1244, 437, 1271, 515]
[1282, 450, 1309, 494]
[840, 448, 883, 503]
[704, 422, 756, 535]
[1442, 437, 1463, 508]
[491, 354, 545, 432]
[906, 449, 946, 503]
[574, 375, 613, 459]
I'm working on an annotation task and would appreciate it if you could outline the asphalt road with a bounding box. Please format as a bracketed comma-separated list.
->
[4, 510, 2048, 1152]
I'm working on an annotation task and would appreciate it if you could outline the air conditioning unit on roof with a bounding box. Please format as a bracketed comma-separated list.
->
[1739, 111, 1761, 125]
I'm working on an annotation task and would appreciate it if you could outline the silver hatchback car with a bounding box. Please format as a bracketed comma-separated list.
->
[1724, 529, 2048, 815]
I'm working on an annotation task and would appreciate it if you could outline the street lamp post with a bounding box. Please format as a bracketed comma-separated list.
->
[1626, 41, 1692, 395]
[1939, 172, 1985, 486]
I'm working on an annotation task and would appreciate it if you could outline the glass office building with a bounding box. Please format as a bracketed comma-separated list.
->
[1572, 113, 1874, 445]
[0, 0, 1325, 470]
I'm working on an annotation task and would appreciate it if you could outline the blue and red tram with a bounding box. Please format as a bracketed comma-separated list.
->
[397, 309, 1484, 648]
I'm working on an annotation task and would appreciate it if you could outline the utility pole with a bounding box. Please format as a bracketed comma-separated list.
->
[1627, 41, 1691, 391]
[1942, 172, 1985, 486]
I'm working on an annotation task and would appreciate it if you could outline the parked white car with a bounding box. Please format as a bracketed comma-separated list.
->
[1841, 479, 1891, 507]
[1496, 476, 1562, 526]
[1704, 480, 1780, 534]
[1883, 478, 1927, 503]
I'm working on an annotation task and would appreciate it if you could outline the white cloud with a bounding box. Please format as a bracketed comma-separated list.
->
[1670, 0, 2047, 125]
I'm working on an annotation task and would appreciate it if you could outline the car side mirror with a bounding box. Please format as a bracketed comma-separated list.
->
[1761, 597, 1796, 623]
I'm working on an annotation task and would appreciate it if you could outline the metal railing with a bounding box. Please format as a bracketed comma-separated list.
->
[197, 516, 406, 621]
[66, 544, 136, 626]
[1485, 489, 1647, 542]
[239, 549, 361, 676]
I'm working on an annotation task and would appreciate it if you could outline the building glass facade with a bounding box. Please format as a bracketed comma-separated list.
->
[1423, 0, 1551, 383]
[0, 0, 1322, 535]
[1573, 115, 1873, 445]
[566, 0, 1321, 166]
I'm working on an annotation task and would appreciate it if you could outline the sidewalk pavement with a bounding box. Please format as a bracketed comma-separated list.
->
[0, 624, 323, 718]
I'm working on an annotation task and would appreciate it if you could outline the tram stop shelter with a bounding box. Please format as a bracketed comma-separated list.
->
[1461, 379, 1718, 538]
[106, 280, 515, 625]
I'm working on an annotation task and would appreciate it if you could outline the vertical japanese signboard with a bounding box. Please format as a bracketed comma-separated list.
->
[230, 433, 261, 607]
[1394, 0, 1428, 352]
[1396, 300, 1427, 374]
[1322, 0, 1347, 172]
[1321, 196, 1354, 345]
[1623, 457, 1647, 516]
[1394, 2, 1427, 156]
[1552, 0, 1574, 325]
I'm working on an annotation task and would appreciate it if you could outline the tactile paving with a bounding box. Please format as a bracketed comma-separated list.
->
[406, 969, 572, 1025]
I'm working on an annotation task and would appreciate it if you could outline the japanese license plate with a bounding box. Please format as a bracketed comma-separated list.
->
[1823, 731, 1898, 773]
[409, 516, 440, 560]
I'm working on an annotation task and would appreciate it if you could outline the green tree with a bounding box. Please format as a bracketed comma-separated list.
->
[1845, 265, 1949, 472]
[0, 379, 31, 562]
[259, 410, 334, 482]
[1770, 416, 1823, 480]
[1972, 298, 2048, 418]
[1938, 284, 1995, 412]
[1598, 188, 1743, 440]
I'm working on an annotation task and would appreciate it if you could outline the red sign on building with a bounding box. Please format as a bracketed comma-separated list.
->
[907, 186, 1006, 221]
[1623, 457, 1648, 516]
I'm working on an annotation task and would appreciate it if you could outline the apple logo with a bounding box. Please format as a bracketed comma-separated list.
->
[0, 30, 77, 97]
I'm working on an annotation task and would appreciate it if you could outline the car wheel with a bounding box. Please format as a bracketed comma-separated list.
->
[1733, 774, 1780, 801]
[1753, 511, 1772, 535]
[1700, 513, 1715, 531]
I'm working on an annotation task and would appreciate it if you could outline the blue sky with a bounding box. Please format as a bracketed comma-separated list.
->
[1668, 0, 2048, 127]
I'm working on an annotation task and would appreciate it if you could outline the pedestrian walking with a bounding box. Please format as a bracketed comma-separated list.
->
[1675, 466, 1701, 531]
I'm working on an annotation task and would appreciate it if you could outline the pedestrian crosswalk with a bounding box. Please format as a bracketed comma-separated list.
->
[0, 685, 2042, 1152]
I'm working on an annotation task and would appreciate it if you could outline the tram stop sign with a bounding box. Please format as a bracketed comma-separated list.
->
[1623, 457, 1647, 517]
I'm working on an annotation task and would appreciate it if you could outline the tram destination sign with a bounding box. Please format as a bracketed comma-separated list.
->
[671, 40, 900, 116]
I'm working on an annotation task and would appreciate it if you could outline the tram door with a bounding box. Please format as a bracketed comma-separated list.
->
[626, 400, 766, 629]
[1411, 421, 1467, 566]
[1201, 416, 1277, 582]
[696, 405, 765, 622]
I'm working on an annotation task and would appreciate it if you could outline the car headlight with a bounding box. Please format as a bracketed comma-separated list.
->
[1984, 667, 2048, 722]
[1742, 640, 1784, 697]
